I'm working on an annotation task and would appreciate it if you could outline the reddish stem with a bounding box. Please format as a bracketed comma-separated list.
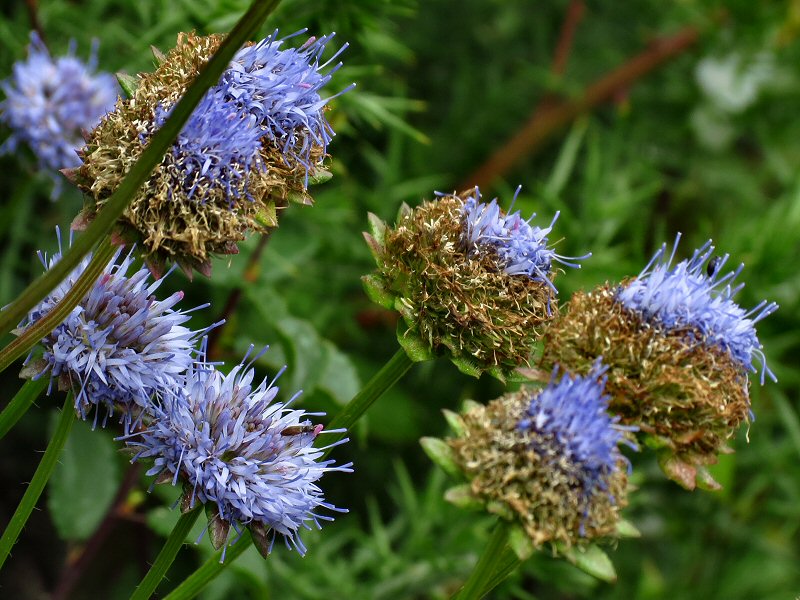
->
[462, 26, 700, 190]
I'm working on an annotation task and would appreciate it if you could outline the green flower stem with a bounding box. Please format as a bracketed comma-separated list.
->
[129, 506, 202, 600]
[0, 377, 48, 440]
[156, 347, 417, 599]
[323, 347, 415, 455]
[0, 0, 283, 339]
[0, 393, 76, 571]
[0, 237, 116, 376]
[452, 520, 518, 600]
[162, 531, 253, 600]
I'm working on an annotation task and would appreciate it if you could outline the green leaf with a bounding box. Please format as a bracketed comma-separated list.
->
[366, 212, 387, 246]
[396, 327, 434, 362]
[450, 355, 482, 378]
[308, 169, 333, 186]
[115, 72, 138, 98]
[47, 418, 121, 541]
[442, 408, 465, 436]
[420, 437, 460, 478]
[317, 339, 362, 405]
[508, 524, 534, 560]
[361, 274, 395, 309]
[443, 484, 483, 510]
[616, 519, 642, 538]
[559, 543, 617, 583]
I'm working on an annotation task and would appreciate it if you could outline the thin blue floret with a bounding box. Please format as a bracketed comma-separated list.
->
[458, 186, 590, 292]
[125, 345, 352, 555]
[20, 230, 204, 428]
[518, 360, 636, 495]
[617, 233, 778, 384]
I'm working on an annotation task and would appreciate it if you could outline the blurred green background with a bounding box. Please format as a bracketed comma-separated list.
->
[1, 0, 799, 598]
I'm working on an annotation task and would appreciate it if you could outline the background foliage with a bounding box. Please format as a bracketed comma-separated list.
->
[1, 0, 799, 598]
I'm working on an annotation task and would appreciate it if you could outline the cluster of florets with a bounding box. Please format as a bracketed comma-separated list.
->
[73, 30, 348, 276]
[18, 231, 201, 427]
[441, 362, 633, 548]
[617, 235, 777, 384]
[125, 349, 351, 556]
[363, 187, 585, 379]
[0, 32, 118, 191]
[541, 236, 777, 489]
[19, 231, 348, 554]
[461, 186, 589, 290]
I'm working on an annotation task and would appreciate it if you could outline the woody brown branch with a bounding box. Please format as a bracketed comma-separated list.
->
[463, 26, 699, 190]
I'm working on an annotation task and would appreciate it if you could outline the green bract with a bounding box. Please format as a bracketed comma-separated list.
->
[363, 190, 558, 380]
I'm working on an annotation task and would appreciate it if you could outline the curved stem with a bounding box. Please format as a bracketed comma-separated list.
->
[162, 531, 253, 600]
[452, 520, 518, 600]
[0, 237, 116, 376]
[0, 377, 48, 440]
[129, 506, 202, 600]
[0, 0, 283, 339]
[0, 393, 76, 571]
[323, 347, 414, 455]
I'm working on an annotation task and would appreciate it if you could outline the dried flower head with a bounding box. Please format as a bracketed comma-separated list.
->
[0, 32, 118, 190]
[18, 230, 203, 427]
[447, 362, 632, 547]
[541, 236, 778, 489]
[73, 31, 347, 276]
[126, 347, 351, 556]
[363, 187, 586, 379]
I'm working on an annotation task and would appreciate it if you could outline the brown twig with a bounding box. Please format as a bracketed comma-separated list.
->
[462, 26, 700, 190]
[51, 463, 142, 600]
[206, 232, 272, 361]
[532, 0, 586, 116]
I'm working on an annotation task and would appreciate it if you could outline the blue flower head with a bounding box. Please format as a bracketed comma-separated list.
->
[446, 360, 633, 545]
[222, 30, 350, 183]
[617, 234, 778, 384]
[460, 186, 590, 292]
[149, 84, 265, 204]
[0, 32, 118, 184]
[19, 230, 204, 427]
[74, 31, 349, 275]
[127, 345, 352, 556]
[518, 360, 636, 495]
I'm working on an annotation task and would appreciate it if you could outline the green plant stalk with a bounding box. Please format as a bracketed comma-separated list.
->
[323, 347, 414, 455]
[0, 393, 76, 571]
[0, 237, 116, 376]
[158, 347, 416, 598]
[452, 520, 516, 600]
[162, 531, 253, 600]
[130, 506, 202, 600]
[479, 544, 522, 598]
[0, 377, 48, 440]
[0, 0, 283, 339]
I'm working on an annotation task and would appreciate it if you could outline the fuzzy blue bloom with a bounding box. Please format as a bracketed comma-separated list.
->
[127, 347, 351, 555]
[459, 186, 589, 291]
[0, 32, 118, 180]
[617, 234, 778, 384]
[220, 30, 350, 182]
[518, 361, 635, 495]
[19, 230, 203, 425]
[149, 85, 265, 203]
